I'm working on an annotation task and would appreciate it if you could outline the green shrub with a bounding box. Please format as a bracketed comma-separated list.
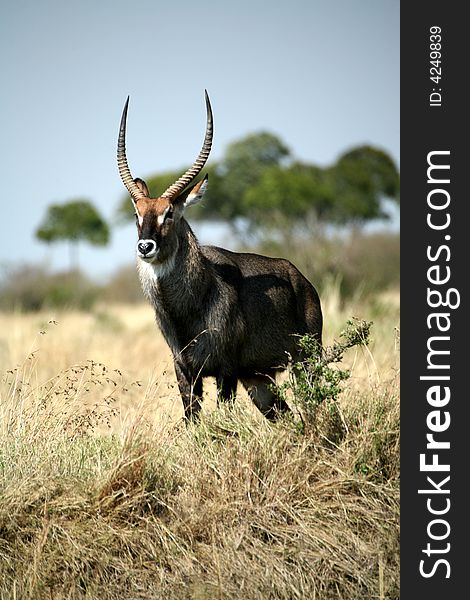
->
[280, 318, 372, 439]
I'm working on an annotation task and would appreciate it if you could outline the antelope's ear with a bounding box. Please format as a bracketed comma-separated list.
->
[134, 178, 150, 197]
[177, 174, 208, 209]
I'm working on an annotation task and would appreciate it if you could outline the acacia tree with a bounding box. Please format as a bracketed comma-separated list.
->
[243, 145, 400, 236]
[327, 145, 400, 224]
[36, 199, 110, 270]
[213, 131, 291, 221]
[242, 162, 335, 237]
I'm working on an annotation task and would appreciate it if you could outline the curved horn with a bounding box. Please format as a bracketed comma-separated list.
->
[117, 97, 147, 203]
[161, 90, 213, 199]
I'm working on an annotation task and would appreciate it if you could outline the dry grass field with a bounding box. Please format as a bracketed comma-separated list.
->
[0, 283, 399, 599]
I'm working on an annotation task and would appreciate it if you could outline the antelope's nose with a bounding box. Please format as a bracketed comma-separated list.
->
[137, 239, 157, 257]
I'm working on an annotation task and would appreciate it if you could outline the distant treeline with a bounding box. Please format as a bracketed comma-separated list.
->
[1, 231, 399, 312]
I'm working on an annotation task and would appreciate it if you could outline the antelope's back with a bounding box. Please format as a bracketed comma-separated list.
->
[203, 245, 322, 367]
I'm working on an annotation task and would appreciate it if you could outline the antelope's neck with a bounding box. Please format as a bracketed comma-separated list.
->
[137, 221, 209, 312]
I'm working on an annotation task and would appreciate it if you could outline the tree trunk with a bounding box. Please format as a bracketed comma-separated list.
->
[69, 242, 79, 271]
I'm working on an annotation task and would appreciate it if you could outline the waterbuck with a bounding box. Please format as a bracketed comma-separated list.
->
[117, 91, 322, 421]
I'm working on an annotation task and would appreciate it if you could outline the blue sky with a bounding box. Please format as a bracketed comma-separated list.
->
[0, 0, 399, 279]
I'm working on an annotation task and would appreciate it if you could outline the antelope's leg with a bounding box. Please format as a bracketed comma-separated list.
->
[174, 361, 202, 420]
[241, 374, 290, 421]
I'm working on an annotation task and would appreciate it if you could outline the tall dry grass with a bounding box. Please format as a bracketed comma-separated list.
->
[0, 282, 399, 599]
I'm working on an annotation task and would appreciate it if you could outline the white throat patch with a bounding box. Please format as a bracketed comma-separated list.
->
[136, 255, 176, 298]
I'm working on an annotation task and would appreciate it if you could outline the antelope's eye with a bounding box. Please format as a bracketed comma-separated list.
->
[157, 207, 174, 226]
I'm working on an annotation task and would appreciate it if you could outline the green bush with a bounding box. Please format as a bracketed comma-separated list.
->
[279, 318, 372, 440]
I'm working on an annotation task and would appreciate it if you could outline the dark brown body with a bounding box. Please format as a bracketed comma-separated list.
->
[137, 219, 322, 420]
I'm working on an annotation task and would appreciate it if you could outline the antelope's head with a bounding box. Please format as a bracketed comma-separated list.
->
[117, 92, 212, 265]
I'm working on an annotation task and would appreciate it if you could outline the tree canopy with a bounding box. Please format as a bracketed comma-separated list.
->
[36, 199, 110, 269]
[327, 146, 400, 223]
[215, 132, 291, 220]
